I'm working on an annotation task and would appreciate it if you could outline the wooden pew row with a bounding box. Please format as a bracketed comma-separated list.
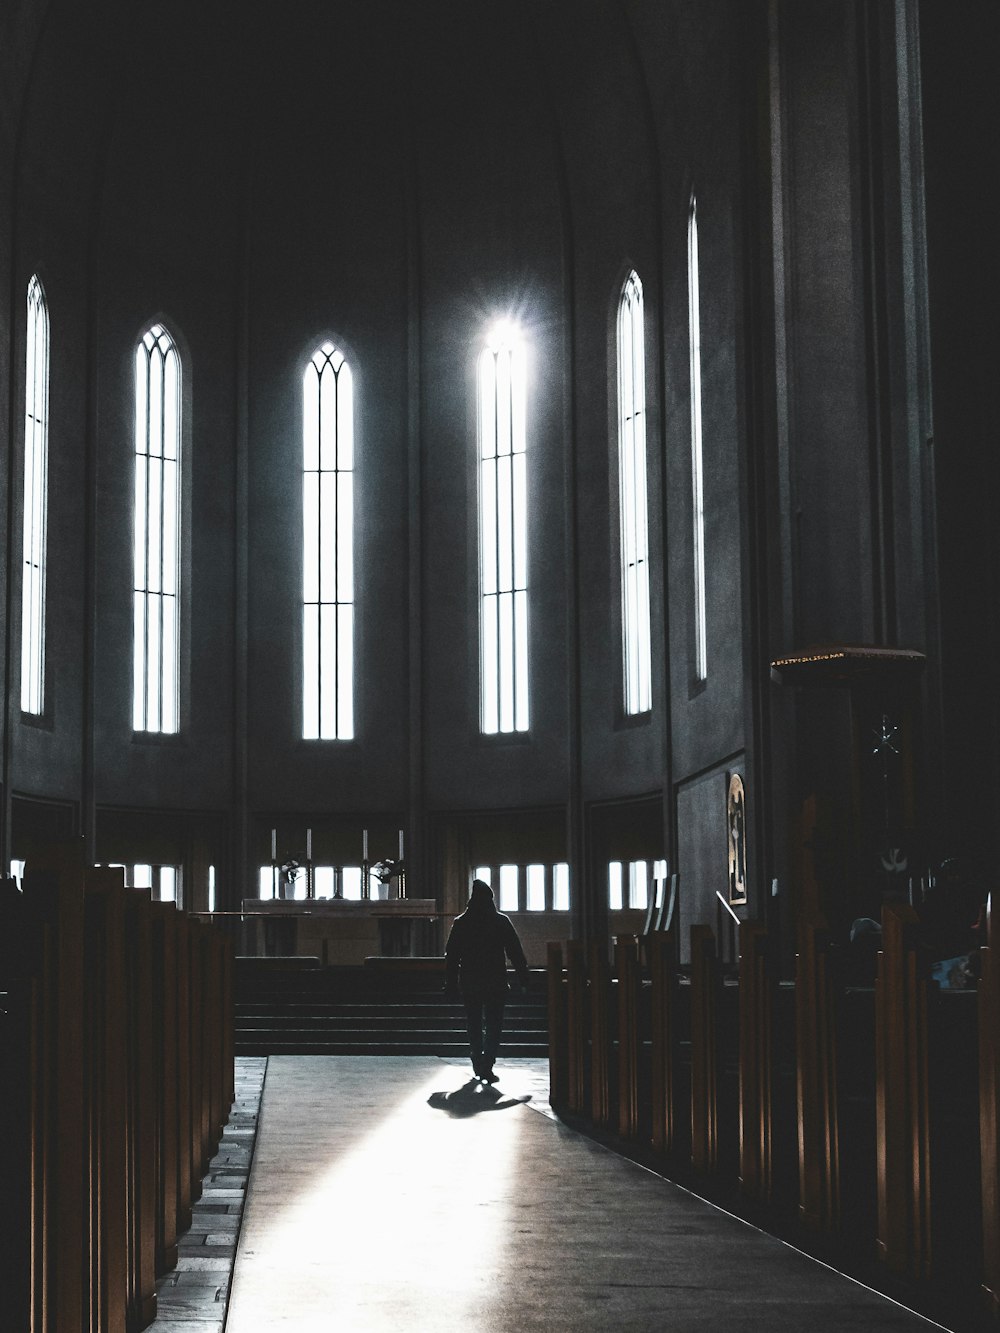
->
[0, 846, 235, 1333]
[648, 928, 679, 1156]
[615, 935, 641, 1141]
[549, 897, 1000, 1318]
[795, 916, 840, 1232]
[875, 903, 932, 1280]
[565, 940, 587, 1114]
[545, 943, 566, 1113]
[982, 894, 1000, 1318]
[738, 923, 773, 1203]
[689, 925, 719, 1175]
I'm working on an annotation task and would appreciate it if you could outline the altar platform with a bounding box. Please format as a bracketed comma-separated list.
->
[238, 897, 441, 964]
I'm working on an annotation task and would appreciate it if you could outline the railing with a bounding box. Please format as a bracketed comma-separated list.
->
[1, 847, 234, 1333]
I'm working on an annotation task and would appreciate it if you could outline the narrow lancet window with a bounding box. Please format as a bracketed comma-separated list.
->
[688, 196, 708, 682]
[617, 272, 652, 714]
[479, 323, 528, 735]
[21, 275, 50, 715]
[133, 323, 180, 733]
[303, 342, 354, 740]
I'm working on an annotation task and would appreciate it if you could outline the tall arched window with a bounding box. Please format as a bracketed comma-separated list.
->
[302, 341, 354, 740]
[133, 323, 181, 733]
[478, 323, 528, 735]
[688, 195, 708, 682]
[21, 274, 50, 715]
[617, 271, 652, 714]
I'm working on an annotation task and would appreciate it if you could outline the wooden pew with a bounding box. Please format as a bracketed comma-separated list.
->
[202, 925, 215, 1170]
[150, 901, 179, 1274]
[589, 939, 612, 1126]
[739, 922, 773, 1203]
[690, 924, 719, 1174]
[615, 935, 641, 1141]
[210, 929, 227, 1141]
[223, 938, 236, 1110]
[546, 942, 566, 1112]
[565, 940, 587, 1114]
[24, 845, 87, 1333]
[7, 848, 234, 1331]
[795, 915, 840, 1232]
[176, 914, 197, 1221]
[875, 902, 931, 1279]
[82, 867, 129, 1333]
[191, 919, 209, 1181]
[649, 926, 679, 1157]
[981, 894, 1000, 1318]
[122, 885, 158, 1330]
[1, 879, 33, 1333]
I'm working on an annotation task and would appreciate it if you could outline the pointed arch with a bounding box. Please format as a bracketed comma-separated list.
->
[21, 273, 50, 715]
[133, 322, 181, 732]
[616, 269, 652, 714]
[302, 340, 354, 740]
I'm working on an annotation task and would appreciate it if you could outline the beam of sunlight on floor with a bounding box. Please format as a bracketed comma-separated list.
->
[226, 1058, 522, 1333]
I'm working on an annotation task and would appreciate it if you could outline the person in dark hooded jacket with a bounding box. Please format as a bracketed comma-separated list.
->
[444, 878, 529, 1083]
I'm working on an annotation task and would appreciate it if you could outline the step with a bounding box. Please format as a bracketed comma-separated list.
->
[236, 1016, 547, 1032]
[234, 1003, 547, 1018]
[234, 1023, 544, 1034]
[235, 1041, 548, 1057]
[235, 988, 548, 1003]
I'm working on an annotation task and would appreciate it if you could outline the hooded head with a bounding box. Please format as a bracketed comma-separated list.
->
[469, 878, 496, 911]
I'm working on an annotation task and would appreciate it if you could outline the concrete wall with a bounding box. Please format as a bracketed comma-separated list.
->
[1, 0, 972, 959]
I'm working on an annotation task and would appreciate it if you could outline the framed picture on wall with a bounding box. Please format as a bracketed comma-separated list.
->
[727, 772, 748, 906]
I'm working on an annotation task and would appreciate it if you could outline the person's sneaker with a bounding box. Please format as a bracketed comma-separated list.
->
[482, 1067, 499, 1084]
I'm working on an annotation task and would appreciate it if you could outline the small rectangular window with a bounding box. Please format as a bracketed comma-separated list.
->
[342, 865, 363, 900]
[474, 865, 492, 886]
[628, 860, 648, 911]
[208, 864, 216, 913]
[526, 863, 545, 911]
[608, 861, 623, 911]
[160, 865, 178, 904]
[259, 865, 274, 900]
[498, 863, 519, 912]
[553, 863, 570, 911]
[314, 865, 335, 899]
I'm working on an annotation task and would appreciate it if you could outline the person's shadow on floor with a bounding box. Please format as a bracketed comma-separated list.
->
[428, 1080, 532, 1118]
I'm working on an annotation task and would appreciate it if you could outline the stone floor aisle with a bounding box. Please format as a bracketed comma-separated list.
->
[149, 1056, 266, 1333]
[225, 1056, 950, 1333]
